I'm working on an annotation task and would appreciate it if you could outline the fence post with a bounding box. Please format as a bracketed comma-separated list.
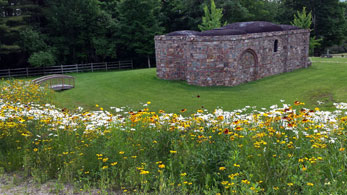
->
[105, 62, 108, 71]
[8, 69, 10, 78]
[118, 61, 121, 70]
[26, 67, 29, 77]
[76, 64, 78, 73]
[61, 64, 64, 74]
[131, 59, 134, 69]
[91, 63, 94, 72]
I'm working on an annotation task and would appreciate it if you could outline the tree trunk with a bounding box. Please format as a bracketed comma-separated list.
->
[147, 55, 151, 68]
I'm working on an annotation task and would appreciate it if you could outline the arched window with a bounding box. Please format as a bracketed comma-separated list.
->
[274, 40, 278, 52]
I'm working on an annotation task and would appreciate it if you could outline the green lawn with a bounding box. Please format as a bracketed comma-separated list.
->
[47, 57, 347, 113]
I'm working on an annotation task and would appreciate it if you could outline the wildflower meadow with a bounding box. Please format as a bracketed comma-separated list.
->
[1, 80, 347, 194]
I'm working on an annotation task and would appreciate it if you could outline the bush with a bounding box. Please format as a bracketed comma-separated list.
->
[28, 51, 56, 67]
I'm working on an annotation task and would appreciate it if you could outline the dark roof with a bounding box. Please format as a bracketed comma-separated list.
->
[166, 30, 200, 36]
[166, 21, 301, 36]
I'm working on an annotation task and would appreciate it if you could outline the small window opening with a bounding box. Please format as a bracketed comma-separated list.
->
[274, 40, 278, 52]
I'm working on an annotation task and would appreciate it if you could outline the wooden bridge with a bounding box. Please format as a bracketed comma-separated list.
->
[32, 74, 75, 91]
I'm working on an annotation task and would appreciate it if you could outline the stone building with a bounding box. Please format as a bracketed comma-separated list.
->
[155, 21, 311, 86]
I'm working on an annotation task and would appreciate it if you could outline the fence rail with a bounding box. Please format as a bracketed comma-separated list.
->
[0, 60, 133, 78]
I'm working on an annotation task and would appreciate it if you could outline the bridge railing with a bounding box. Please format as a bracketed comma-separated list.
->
[33, 74, 75, 91]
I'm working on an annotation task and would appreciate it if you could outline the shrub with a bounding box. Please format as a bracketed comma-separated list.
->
[28, 51, 56, 67]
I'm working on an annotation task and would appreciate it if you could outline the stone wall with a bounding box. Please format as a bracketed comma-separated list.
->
[155, 29, 310, 86]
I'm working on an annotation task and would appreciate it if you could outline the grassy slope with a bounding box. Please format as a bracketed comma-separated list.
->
[50, 57, 347, 113]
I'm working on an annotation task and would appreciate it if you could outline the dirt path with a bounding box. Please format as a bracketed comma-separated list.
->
[0, 172, 114, 195]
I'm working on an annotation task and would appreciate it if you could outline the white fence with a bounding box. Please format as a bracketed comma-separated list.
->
[0, 60, 133, 78]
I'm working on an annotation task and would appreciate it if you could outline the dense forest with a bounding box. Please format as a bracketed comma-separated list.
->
[0, 0, 346, 69]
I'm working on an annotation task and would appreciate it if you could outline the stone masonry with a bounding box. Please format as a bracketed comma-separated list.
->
[155, 22, 311, 86]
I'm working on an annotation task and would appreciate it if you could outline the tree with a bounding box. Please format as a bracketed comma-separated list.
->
[45, 0, 117, 64]
[117, 0, 163, 68]
[291, 7, 322, 55]
[198, 0, 224, 31]
[19, 28, 47, 54]
[160, 0, 188, 33]
[0, 0, 43, 68]
[279, 0, 346, 52]
[291, 7, 311, 29]
[28, 51, 55, 67]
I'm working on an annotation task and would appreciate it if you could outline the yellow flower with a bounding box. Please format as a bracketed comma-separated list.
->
[170, 150, 177, 154]
[241, 179, 250, 184]
[33, 148, 38, 152]
[339, 147, 345, 152]
[221, 181, 229, 185]
[180, 172, 187, 177]
[302, 165, 307, 171]
[219, 167, 226, 171]
[111, 162, 118, 166]
[147, 101, 151, 105]
[307, 182, 314, 186]
[233, 163, 240, 167]
[102, 158, 109, 162]
[287, 183, 294, 186]
[140, 170, 149, 175]
[119, 151, 125, 154]
[273, 186, 279, 190]
[102, 166, 108, 170]
[158, 164, 165, 169]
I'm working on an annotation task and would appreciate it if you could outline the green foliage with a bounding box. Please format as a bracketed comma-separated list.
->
[0, 0, 7, 6]
[0, 0, 346, 67]
[117, 0, 163, 56]
[309, 36, 323, 56]
[159, 0, 187, 32]
[0, 0, 42, 59]
[291, 7, 322, 55]
[19, 28, 47, 54]
[291, 7, 312, 29]
[198, 0, 224, 31]
[281, 0, 347, 51]
[46, 0, 117, 64]
[28, 51, 56, 67]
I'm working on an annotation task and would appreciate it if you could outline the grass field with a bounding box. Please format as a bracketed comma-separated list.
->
[51, 57, 347, 113]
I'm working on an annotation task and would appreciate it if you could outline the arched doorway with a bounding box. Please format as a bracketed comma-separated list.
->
[239, 49, 258, 82]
